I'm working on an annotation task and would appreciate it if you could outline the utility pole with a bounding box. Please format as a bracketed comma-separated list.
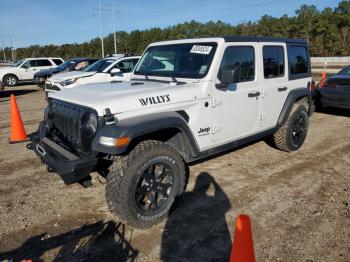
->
[99, 2, 105, 58]
[9, 35, 14, 61]
[94, 1, 118, 56]
[1, 37, 6, 61]
[112, 0, 117, 54]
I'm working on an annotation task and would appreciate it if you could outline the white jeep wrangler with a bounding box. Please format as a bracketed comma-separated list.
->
[31, 36, 314, 228]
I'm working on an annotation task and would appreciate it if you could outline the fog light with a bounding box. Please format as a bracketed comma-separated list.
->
[99, 136, 130, 148]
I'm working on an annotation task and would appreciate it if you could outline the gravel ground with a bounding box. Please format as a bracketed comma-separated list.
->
[0, 85, 349, 262]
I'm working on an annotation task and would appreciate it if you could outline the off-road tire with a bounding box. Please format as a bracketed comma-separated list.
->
[106, 140, 187, 229]
[273, 103, 309, 152]
[3, 74, 18, 87]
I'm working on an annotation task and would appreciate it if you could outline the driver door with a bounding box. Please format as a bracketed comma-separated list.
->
[21, 60, 38, 80]
[211, 44, 261, 143]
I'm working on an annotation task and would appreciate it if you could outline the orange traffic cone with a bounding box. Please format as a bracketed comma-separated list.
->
[230, 214, 255, 262]
[9, 94, 29, 143]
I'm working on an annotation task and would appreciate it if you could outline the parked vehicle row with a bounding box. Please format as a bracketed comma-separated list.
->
[34, 58, 99, 89]
[44, 55, 140, 93]
[0, 55, 141, 93]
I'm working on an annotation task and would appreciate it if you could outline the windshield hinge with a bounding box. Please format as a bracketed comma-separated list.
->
[212, 98, 221, 108]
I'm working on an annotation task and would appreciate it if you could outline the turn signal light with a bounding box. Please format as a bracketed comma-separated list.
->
[99, 136, 130, 148]
[115, 137, 130, 148]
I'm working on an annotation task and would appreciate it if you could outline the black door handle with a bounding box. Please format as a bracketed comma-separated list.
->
[248, 91, 260, 97]
[278, 87, 287, 92]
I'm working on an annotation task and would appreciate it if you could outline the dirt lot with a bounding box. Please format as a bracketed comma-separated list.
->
[0, 85, 349, 262]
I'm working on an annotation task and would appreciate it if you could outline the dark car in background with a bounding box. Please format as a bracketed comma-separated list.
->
[34, 58, 98, 88]
[316, 65, 350, 110]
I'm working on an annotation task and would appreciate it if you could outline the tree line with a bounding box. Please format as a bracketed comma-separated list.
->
[9, 1, 350, 60]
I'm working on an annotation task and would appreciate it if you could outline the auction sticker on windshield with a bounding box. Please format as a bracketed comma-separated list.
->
[190, 45, 213, 55]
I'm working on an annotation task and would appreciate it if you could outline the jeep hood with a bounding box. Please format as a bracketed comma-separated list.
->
[49, 71, 96, 82]
[49, 80, 203, 116]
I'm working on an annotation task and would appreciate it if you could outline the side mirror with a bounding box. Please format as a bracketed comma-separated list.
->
[21, 63, 29, 69]
[219, 65, 240, 84]
[110, 68, 122, 76]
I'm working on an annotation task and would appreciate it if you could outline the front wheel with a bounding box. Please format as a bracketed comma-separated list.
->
[3, 75, 18, 87]
[105, 140, 187, 229]
[273, 103, 309, 152]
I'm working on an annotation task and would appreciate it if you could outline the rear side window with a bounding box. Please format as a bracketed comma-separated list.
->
[53, 59, 63, 65]
[37, 59, 52, 67]
[263, 46, 284, 78]
[289, 46, 309, 75]
[219, 46, 255, 82]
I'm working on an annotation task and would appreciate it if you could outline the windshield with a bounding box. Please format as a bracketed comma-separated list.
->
[13, 59, 25, 67]
[55, 60, 77, 71]
[83, 59, 114, 73]
[134, 43, 217, 79]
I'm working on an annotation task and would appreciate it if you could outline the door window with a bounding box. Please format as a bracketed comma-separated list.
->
[263, 46, 285, 78]
[114, 58, 139, 73]
[37, 59, 52, 67]
[74, 61, 89, 70]
[218, 46, 255, 83]
[22, 60, 37, 68]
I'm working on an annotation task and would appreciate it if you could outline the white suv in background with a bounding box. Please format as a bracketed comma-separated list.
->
[44, 55, 140, 93]
[0, 57, 64, 88]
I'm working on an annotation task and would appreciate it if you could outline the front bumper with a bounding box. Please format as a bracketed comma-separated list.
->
[31, 121, 98, 184]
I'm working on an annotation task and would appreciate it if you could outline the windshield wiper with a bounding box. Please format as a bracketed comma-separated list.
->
[131, 77, 185, 85]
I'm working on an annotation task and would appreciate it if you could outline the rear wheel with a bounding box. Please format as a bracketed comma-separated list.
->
[105, 140, 187, 228]
[3, 74, 18, 87]
[273, 103, 309, 152]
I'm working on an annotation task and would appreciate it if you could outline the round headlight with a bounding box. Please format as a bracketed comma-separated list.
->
[81, 111, 98, 137]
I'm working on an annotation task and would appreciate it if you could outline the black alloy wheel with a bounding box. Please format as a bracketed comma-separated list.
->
[134, 162, 174, 213]
[291, 112, 308, 148]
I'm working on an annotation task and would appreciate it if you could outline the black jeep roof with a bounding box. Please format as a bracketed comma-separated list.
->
[223, 36, 307, 44]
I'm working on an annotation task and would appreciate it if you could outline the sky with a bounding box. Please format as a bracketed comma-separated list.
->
[0, 0, 341, 48]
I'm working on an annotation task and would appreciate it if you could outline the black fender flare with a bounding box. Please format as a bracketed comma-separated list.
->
[91, 111, 200, 159]
[277, 87, 312, 127]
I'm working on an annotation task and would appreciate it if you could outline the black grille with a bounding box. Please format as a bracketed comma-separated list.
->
[45, 82, 61, 91]
[49, 100, 86, 152]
